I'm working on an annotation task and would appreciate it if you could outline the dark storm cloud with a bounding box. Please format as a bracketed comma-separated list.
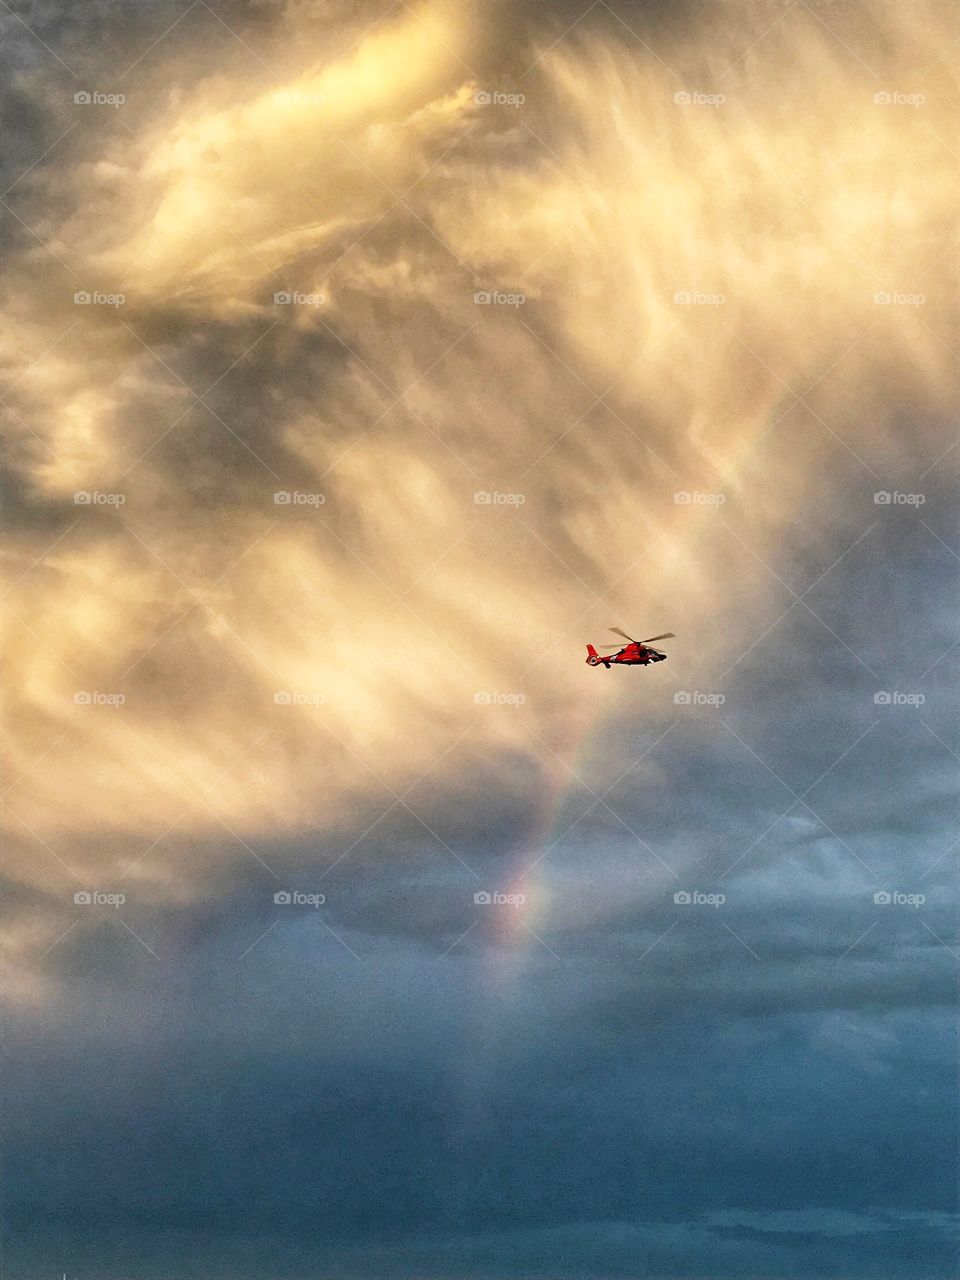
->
[4, 907, 957, 1276]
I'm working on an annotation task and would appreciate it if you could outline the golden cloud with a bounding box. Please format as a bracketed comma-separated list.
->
[2, 0, 956, 989]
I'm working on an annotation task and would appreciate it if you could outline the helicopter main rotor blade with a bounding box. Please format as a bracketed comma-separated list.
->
[610, 628, 675, 645]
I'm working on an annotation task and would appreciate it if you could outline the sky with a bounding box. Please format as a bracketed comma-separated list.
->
[1, 0, 958, 1276]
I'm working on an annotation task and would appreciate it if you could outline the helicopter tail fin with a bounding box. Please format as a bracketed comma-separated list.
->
[585, 644, 600, 666]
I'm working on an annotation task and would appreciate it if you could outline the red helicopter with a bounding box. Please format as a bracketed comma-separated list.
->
[586, 627, 675, 668]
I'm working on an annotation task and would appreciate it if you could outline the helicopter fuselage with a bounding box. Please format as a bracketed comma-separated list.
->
[586, 642, 666, 667]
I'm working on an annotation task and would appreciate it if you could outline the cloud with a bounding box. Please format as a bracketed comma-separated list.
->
[2, 0, 957, 1002]
[4, 7, 958, 1277]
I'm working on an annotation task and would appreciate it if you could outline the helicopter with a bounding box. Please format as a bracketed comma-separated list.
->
[586, 628, 675, 668]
